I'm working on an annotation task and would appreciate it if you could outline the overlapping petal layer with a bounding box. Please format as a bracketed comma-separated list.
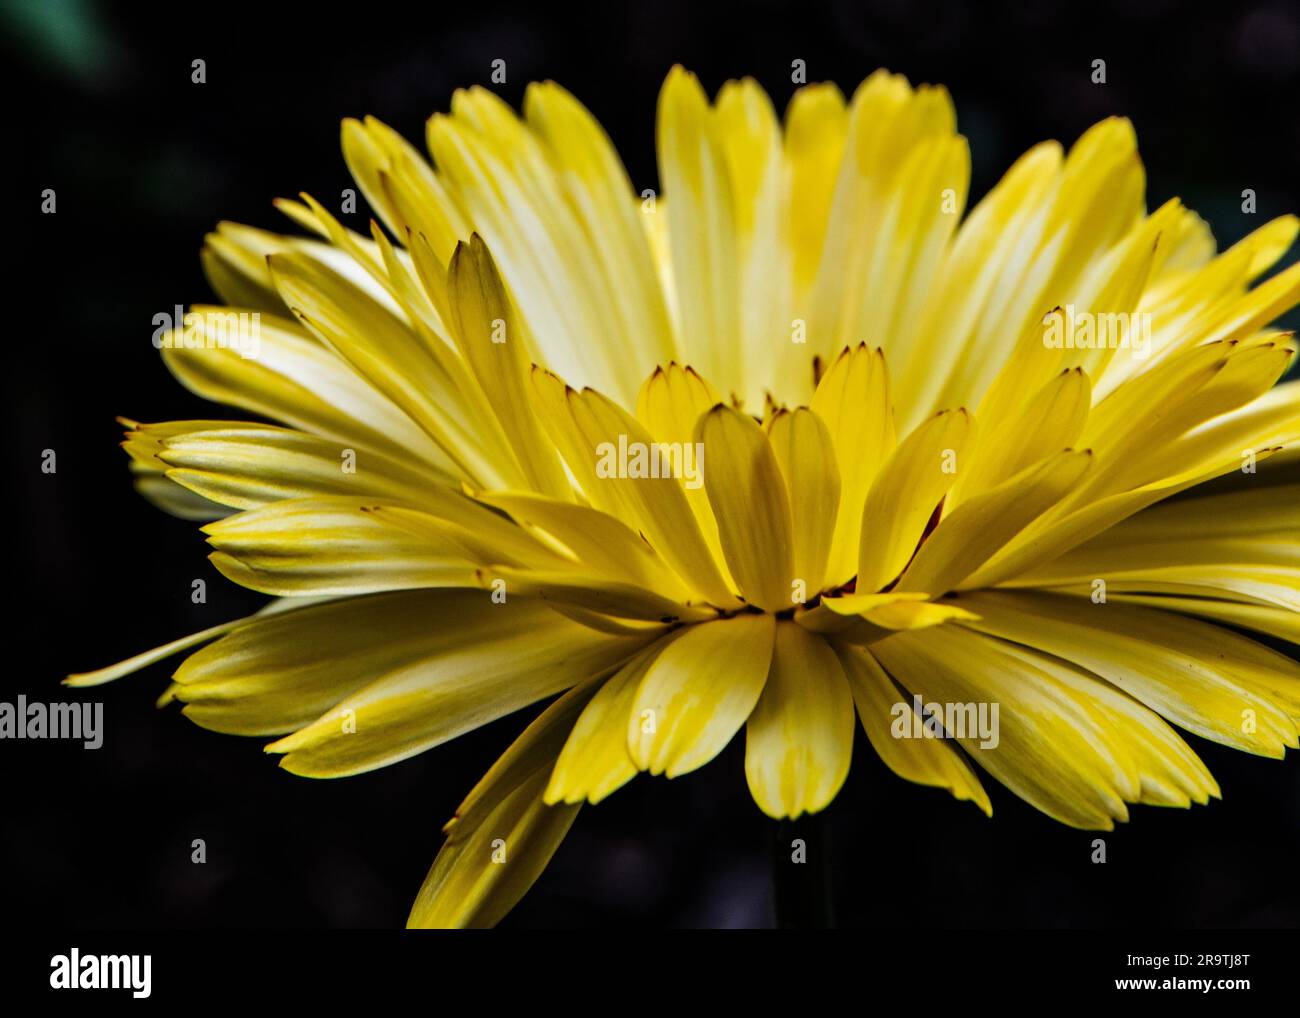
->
[77, 66, 1300, 927]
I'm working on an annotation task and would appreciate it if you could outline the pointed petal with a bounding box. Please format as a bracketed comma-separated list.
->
[408, 684, 594, 928]
[699, 404, 795, 611]
[857, 408, 973, 592]
[767, 407, 841, 596]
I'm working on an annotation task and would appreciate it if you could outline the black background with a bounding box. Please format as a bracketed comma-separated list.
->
[7, 0, 1300, 929]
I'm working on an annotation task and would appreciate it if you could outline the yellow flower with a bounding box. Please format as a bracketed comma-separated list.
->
[71, 67, 1300, 928]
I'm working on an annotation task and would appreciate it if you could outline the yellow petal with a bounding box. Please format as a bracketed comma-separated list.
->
[268, 250, 517, 488]
[429, 89, 653, 401]
[523, 80, 678, 376]
[833, 643, 990, 814]
[745, 622, 854, 818]
[966, 444, 1286, 589]
[65, 617, 251, 688]
[716, 76, 791, 408]
[473, 565, 715, 624]
[628, 613, 775, 777]
[811, 344, 896, 586]
[567, 387, 738, 607]
[1107, 594, 1300, 645]
[171, 591, 481, 736]
[951, 368, 1090, 504]
[157, 424, 447, 510]
[636, 363, 732, 581]
[200, 221, 294, 314]
[894, 140, 1062, 431]
[808, 72, 958, 361]
[267, 598, 653, 777]
[784, 83, 847, 295]
[202, 495, 563, 597]
[820, 591, 929, 615]
[767, 407, 841, 597]
[1007, 482, 1300, 603]
[469, 489, 690, 600]
[859, 599, 979, 630]
[956, 590, 1300, 755]
[446, 235, 572, 498]
[698, 404, 795, 611]
[873, 622, 1217, 827]
[657, 66, 740, 391]
[527, 367, 621, 514]
[408, 684, 594, 928]
[161, 308, 451, 474]
[898, 449, 1093, 594]
[130, 469, 231, 522]
[546, 639, 677, 804]
[857, 407, 973, 592]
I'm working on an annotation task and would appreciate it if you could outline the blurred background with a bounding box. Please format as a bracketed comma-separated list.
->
[7, 0, 1300, 928]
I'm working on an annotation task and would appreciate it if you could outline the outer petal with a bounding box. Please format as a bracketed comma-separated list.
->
[833, 643, 990, 814]
[545, 638, 678, 804]
[408, 683, 595, 929]
[1010, 481, 1300, 608]
[873, 624, 1219, 826]
[628, 613, 775, 777]
[957, 590, 1300, 754]
[160, 308, 451, 474]
[156, 424, 444, 510]
[265, 597, 653, 776]
[1106, 594, 1300, 645]
[745, 622, 854, 818]
[202, 495, 564, 597]
[170, 591, 478, 736]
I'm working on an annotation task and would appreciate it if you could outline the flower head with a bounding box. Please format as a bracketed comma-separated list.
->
[73, 67, 1300, 927]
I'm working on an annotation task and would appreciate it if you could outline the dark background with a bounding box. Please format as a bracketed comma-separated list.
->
[7, 0, 1300, 929]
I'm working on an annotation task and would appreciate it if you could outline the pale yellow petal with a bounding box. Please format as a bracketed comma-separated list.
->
[657, 66, 740, 391]
[267, 599, 652, 777]
[956, 590, 1300, 754]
